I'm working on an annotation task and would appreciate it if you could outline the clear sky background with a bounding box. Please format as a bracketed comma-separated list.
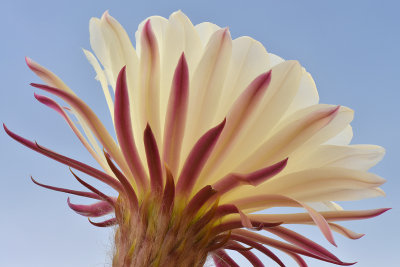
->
[1, 0, 399, 266]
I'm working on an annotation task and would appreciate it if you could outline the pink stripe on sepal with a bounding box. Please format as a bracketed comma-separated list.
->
[212, 220, 282, 236]
[142, 20, 158, 62]
[3, 124, 123, 192]
[287, 252, 308, 267]
[31, 176, 101, 200]
[34, 93, 106, 169]
[69, 168, 115, 206]
[163, 53, 189, 175]
[296, 201, 336, 247]
[230, 70, 272, 121]
[224, 241, 252, 252]
[191, 200, 220, 233]
[213, 250, 240, 267]
[29, 82, 132, 189]
[230, 234, 285, 267]
[328, 223, 365, 239]
[161, 166, 175, 216]
[266, 226, 341, 263]
[233, 229, 356, 266]
[322, 208, 391, 221]
[177, 118, 226, 196]
[183, 185, 217, 218]
[215, 204, 253, 228]
[198, 71, 272, 183]
[213, 158, 288, 195]
[144, 124, 163, 194]
[139, 19, 161, 147]
[234, 194, 337, 246]
[25, 57, 70, 92]
[114, 66, 147, 190]
[88, 217, 117, 227]
[104, 151, 138, 211]
[35, 92, 68, 116]
[219, 71, 272, 147]
[225, 241, 264, 267]
[67, 197, 114, 217]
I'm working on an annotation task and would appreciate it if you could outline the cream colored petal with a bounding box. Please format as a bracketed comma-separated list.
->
[35, 94, 112, 176]
[223, 167, 385, 204]
[194, 22, 221, 46]
[199, 61, 302, 186]
[326, 201, 344, 211]
[289, 144, 385, 172]
[274, 105, 354, 174]
[236, 105, 342, 174]
[132, 16, 169, 166]
[136, 12, 205, 174]
[266, 52, 285, 68]
[31, 82, 136, 187]
[266, 53, 319, 120]
[285, 68, 319, 117]
[101, 13, 140, 133]
[89, 16, 123, 87]
[227, 194, 337, 245]
[26, 59, 113, 175]
[307, 201, 343, 212]
[89, 12, 145, 167]
[69, 109, 113, 175]
[83, 49, 114, 122]
[298, 187, 385, 202]
[244, 208, 389, 224]
[159, 11, 202, 147]
[286, 105, 353, 149]
[192, 37, 271, 189]
[137, 20, 162, 145]
[167, 11, 203, 73]
[215, 36, 270, 124]
[135, 16, 168, 56]
[325, 125, 353, 145]
[268, 168, 384, 201]
[182, 28, 232, 163]
[102, 12, 139, 86]
[328, 223, 365, 239]
[302, 106, 353, 147]
[26, 57, 74, 94]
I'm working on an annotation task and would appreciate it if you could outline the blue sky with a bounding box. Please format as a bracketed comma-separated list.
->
[1, 0, 399, 266]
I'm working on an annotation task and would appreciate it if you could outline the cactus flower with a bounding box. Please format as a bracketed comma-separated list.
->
[5, 10, 388, 267]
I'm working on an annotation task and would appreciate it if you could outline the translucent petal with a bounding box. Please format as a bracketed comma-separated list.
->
[289, 144, 385, 172]
[201, 60, 302, 185]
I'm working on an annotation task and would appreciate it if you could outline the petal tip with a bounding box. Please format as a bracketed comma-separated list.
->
[25, 56, 32, 65]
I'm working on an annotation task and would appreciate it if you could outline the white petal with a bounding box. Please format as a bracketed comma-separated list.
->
[288, 144, 385, 172]
[194, 22, 221, 46]
[182, 28, 232, 163]
[135, 16, 168, 56]
[236, 104, 341, 174]
[307, 201, 343, 212]
[284, 68, 319, 117]
[89, 12, 146, 165]
[83, 49, 114, 122]
[137, 20, 162, 144]
[89, 16, 123, 87]
[159, 11, 202, 146]
[199, 60, 302, 186]
[223, 167, 385, 203]
[267, 52, 285, 67]
[215, 36, 270, 123]
[325, 125, 353, 145]
[299, 187, 386, 202]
